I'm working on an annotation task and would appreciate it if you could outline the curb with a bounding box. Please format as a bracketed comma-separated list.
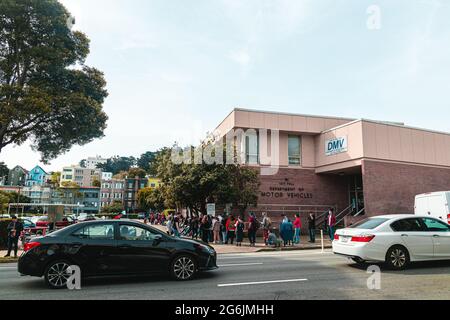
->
[0, 258, 18, 264]
[218, 245, 333, 254]
[256, 245, 333, 253]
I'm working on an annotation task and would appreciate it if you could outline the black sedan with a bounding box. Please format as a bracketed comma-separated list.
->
[18, 220, 218, 289]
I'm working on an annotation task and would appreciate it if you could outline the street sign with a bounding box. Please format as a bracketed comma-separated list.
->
[207, 203, 216, 216]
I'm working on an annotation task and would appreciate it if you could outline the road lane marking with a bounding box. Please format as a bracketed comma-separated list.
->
[218, 262, 263, 267]
[217, 278, 308, 287]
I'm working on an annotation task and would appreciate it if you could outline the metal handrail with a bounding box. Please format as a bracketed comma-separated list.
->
[354, 207, 365, 217]
[336, 207, 365, 226]
[335, 204, 353, 220]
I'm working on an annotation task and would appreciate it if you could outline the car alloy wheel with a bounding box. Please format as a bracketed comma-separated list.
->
[172, 256, 196, 281]
[386, 246, 409, 270]
[45, 261, 72, 289]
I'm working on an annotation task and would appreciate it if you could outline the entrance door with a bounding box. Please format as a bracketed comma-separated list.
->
[348, 174, 364, 215]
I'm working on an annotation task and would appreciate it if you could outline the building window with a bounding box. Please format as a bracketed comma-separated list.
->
[245, 133, 259, 164]
[288, 135, 301, 166]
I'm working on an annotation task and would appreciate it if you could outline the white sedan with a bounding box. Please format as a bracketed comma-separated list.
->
[332, 214, 450, 269]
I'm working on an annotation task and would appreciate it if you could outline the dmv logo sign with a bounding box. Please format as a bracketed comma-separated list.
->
[325, 137, 348, 156]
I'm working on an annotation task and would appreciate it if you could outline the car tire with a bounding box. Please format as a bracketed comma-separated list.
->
[385, 245, 410, 270]
[44, 259, 75, 289]
[170, 255, 197, 281]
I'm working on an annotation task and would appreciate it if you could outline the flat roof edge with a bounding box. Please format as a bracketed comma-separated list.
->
[233, 107, 356, 122]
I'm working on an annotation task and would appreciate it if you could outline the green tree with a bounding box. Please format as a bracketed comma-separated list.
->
[92, 177, 101, 188]
[101, 201, 123, 214]
[0, 193, 9, 213]
[97, 156, 136, 174]
[155, 145, 259, 215]
[137, 151, 159, 174]
[137, 187, 166, 212]
[127, 167, 146, 179]
[0, 0, 108, 163]
[0, 190, 31, 213]
[0, 161, 8, 183]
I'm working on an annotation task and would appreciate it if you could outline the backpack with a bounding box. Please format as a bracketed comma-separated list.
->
[253, 217, 261, 230]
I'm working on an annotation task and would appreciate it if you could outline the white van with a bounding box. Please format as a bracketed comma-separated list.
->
[414, 191, 450, 224]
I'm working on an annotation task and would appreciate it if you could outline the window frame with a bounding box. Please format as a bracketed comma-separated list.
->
[118, 223, 166, 242]
[420, 218, 450, 232]
[288, 135, 301, 166]
[71, 222, 116, 240]
[390, 218, 427, 232]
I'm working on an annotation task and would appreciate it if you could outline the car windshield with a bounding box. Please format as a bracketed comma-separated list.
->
[349, 218, 389, 229]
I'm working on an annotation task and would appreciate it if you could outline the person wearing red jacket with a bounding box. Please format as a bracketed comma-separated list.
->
[293, 214, 302, 244]
[225, 215, 236, 244]
[327, 208, 337, 240]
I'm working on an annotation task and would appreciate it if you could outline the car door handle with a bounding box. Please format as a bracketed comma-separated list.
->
[433, 235, 440, 238]
[118, 244, 131, 249]
[401, 234, 408, 237]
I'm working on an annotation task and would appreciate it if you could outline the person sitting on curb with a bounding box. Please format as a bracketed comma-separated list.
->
[267, 230, 280, 248]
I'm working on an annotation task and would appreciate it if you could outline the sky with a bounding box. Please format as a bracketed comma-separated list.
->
[2, 0, 450, 171]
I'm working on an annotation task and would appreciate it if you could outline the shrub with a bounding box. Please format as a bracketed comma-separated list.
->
[0, 219, 12, 250]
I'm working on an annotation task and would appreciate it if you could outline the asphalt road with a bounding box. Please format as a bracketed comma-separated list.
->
[0, 250, 449, 300]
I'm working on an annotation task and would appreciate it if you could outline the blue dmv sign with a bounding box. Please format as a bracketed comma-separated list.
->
[325, 136, 348, 156]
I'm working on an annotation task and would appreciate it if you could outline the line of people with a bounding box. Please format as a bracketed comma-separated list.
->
[162, 208, 337, 247]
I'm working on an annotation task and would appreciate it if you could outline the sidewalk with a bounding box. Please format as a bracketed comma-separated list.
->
[208, 236, 332, 254]
[0, 232, 333, 260]
[151, 225, 333, 254]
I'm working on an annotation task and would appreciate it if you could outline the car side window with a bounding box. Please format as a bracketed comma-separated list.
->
[421, 218, 450, 232]
[119, 225, 157, 241]
[73, 224, 115, 240]
[391, 218, 424, 232]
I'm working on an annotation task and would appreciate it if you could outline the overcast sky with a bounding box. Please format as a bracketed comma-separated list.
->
[2, 0, 450, 172]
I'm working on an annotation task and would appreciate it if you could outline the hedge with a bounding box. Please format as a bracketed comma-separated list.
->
[0, 219, 12, 250]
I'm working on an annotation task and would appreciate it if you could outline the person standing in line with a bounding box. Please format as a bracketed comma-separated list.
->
[293, 214, 302, 244]
[225, 215, 236, 245]
[207, 215, 214, 242]
[247, 212, 259, 247]
[281, 218, 294, 246]
[172, 212, 181, 237]
[220, 214, 228, 244]
[166, 213, 173, 235]
[200, 214, 210, 243]
[190, 214, 199, 239]
[327, 208, 336, 240]
[235, 216, 245, 247]
[4, 216, 23, 258]
[308, 212, 316, 243]
[262, 212, 272, 245]
[213, 216, 221, 244]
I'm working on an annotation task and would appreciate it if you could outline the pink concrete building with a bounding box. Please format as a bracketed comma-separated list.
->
[214, 108, 450, 224]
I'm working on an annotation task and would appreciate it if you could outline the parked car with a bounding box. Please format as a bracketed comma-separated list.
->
[35, 216, 76, 229]
[415, 191, 450, 224]
[21, 219, 47, 237]
[18, 220, 218, 288]
[77, 214, 98, 222]
[30, 216, 45, 225]
[333, 214, 450, 270]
